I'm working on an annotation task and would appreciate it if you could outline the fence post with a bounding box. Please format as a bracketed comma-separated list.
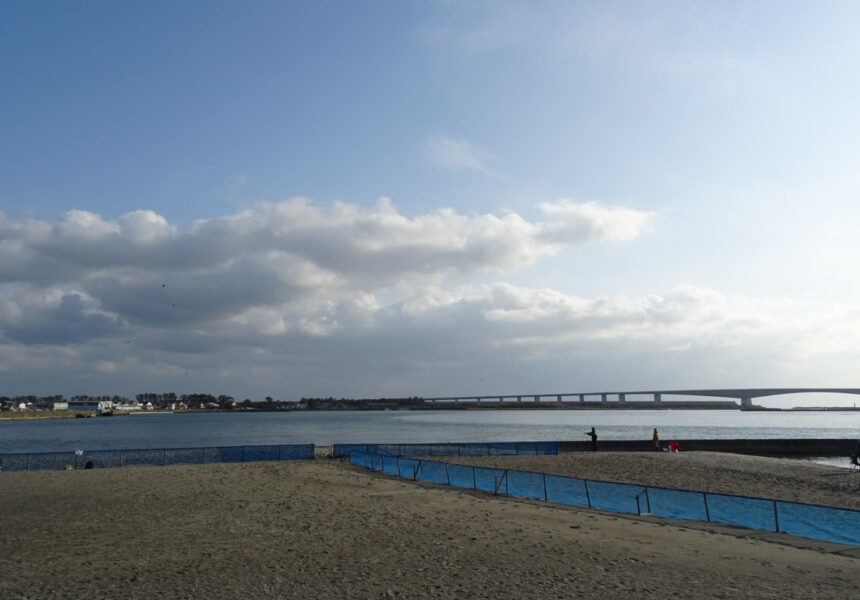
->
[543, 473, 548, 501]
[644, 488, 651, 513]
[396, 456, 401, 478]
[584, 480, 592, 508]
[472, 466, 477, 489]
[773, 500, 780, 533]
[494, 471, 508, 495]
[445, 463, 451, 485]
[414, 459, 422, 480]
[703, 493, 711, 522]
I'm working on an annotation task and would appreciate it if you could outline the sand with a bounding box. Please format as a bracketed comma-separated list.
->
[0, 453, 857, 599]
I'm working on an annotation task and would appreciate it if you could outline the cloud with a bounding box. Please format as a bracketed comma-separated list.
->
[0, 288, 127, 344]
[0, 198, 652, 292]
[4, 199, 856, 402]
[423, 135, 497, 175]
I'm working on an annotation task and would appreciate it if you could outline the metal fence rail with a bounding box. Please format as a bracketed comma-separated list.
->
[0, 444, 315, 471]
[349, 450, 860, 547]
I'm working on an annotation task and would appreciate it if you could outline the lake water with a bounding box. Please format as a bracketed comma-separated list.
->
[1, 409, 859, 454]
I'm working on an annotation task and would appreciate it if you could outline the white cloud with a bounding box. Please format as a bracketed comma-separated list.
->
[2, 199, 858, 401]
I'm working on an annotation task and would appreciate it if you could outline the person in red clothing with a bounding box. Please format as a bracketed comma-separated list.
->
[669, 440, 680, 453]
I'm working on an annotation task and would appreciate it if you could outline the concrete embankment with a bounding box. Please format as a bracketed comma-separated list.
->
[559, 438, 859, 456]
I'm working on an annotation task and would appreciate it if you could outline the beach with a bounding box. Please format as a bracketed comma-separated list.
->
[1, 453, 857, 599]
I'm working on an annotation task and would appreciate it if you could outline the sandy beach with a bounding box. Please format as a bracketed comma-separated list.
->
[1, 453, 857, 599]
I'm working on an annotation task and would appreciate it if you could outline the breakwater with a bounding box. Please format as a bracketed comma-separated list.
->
[559, 438, 858, 456]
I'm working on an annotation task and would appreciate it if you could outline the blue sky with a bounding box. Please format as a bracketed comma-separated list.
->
[2, 1, 860, 407]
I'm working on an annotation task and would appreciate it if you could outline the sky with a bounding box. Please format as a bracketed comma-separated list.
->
[2, 1, 860, 407]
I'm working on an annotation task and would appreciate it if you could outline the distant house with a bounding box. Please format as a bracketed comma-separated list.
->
[52, 401, 69, 411]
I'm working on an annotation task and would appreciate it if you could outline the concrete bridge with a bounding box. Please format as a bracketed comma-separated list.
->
[423, 388, 860, 409]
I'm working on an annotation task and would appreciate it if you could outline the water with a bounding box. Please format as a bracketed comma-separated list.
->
[1, 409, 859, 454]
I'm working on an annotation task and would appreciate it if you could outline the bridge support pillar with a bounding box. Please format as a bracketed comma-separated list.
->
[619, 393, 626, 402]
[741, 396, 752, 409]
[654, 393, 661, 404]
[601, 393, 607, 403]
[534, 395, 539, 402]
[557, 395, 562, 402]
[517, 396, 522, 402]
[579, 394, 585, 402]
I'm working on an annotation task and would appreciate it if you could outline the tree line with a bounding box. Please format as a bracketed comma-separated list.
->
[0, 394, 290, 411]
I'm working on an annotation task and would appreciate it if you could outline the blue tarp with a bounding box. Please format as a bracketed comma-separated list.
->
[776, 501, 860, 546]
[0, 443, 314, 471]
[348, 450, 860, 547]
[419, 460, 449, 485]
[706, 493, 778, 532]
[332, 441, 559, 458]
[507, 469, 546, 500]
[545, 474, 590, 507]
[648, 487, 708, 521]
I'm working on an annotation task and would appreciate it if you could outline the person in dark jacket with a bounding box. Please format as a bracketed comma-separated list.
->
[585, 427, 598, 451]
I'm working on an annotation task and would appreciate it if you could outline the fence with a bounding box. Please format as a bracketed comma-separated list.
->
[349, 450, 860, 547]
[332, 441, 557, 459]
[0, 444, 315, 471]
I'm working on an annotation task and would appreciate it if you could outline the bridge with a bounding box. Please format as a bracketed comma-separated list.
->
[422, 388, 860, 409]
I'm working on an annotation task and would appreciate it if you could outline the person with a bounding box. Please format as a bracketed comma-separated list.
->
[585, 427, 598, 451]
[669, 440, 680, 453]
[652, 428, 660, 450]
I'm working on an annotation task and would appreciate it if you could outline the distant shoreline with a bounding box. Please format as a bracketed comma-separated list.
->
[3, 404, 860, 422]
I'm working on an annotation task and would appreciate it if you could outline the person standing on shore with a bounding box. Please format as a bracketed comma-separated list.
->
[585, 427, 598, 451]
[652, 428, 660, 451]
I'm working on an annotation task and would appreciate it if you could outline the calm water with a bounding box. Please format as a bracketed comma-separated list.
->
[1, 409, 859, 454]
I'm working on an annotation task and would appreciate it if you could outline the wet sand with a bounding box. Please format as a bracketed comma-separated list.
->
[0, 454, 857, 599]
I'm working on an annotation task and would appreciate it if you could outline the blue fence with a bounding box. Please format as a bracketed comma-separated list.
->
[349, 450, 860, 546]
[0, 444, 315, 471]
[333, 441, 557, 458]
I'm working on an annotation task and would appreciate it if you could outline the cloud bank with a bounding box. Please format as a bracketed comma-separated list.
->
[1, 199, 855, 401]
